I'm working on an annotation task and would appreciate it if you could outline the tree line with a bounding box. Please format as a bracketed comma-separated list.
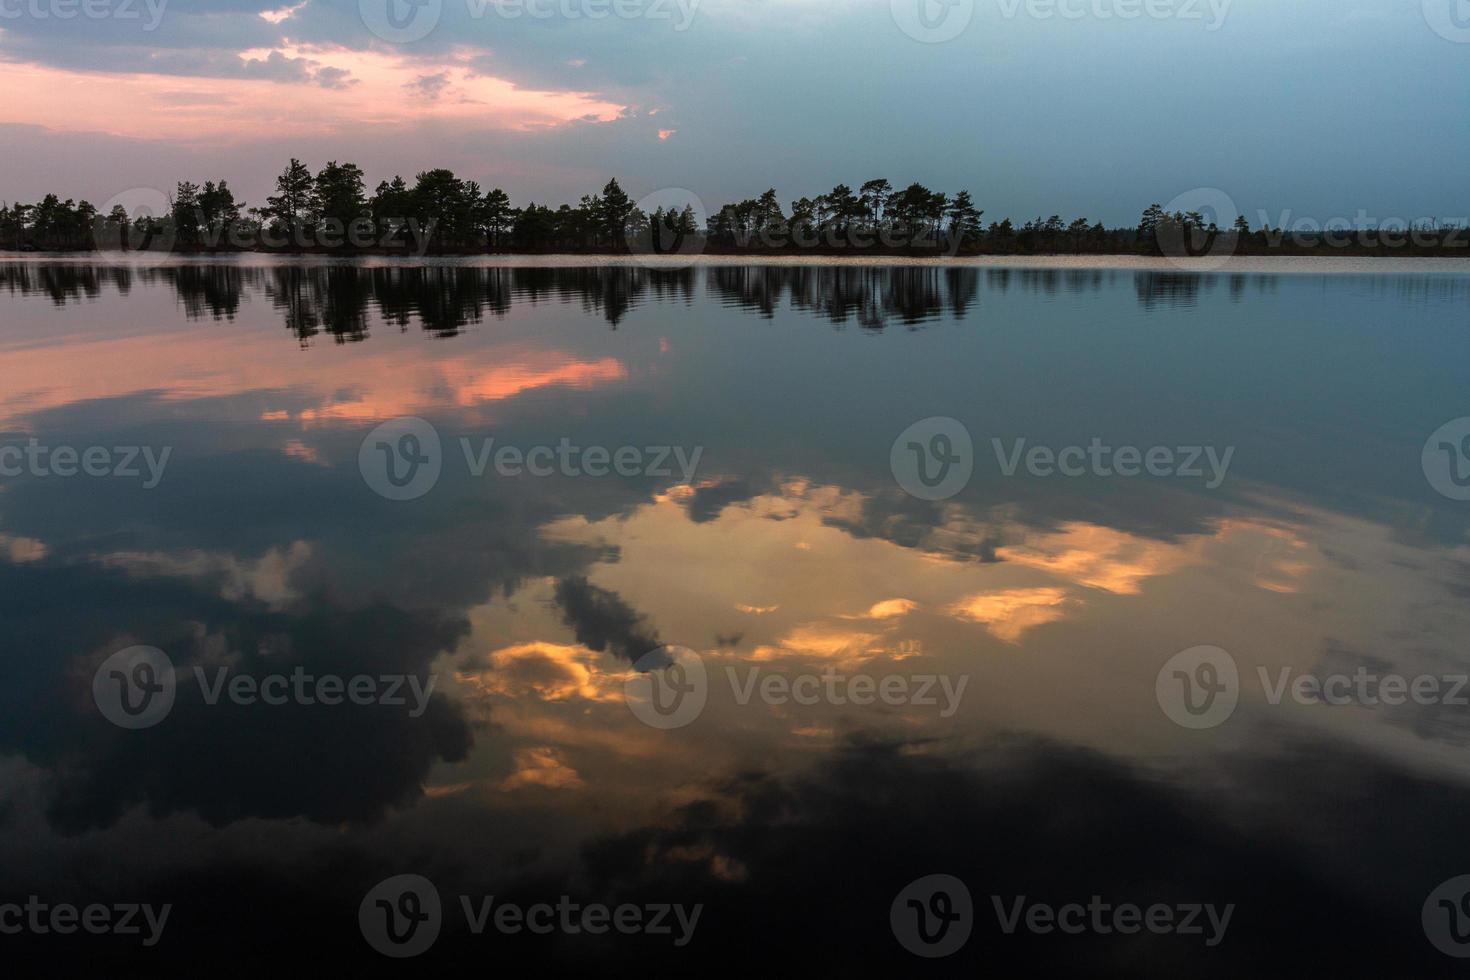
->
[2, 159, 1466, 256]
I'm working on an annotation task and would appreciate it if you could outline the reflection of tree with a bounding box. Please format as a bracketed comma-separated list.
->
[0, 261, 132, 305]
[152, 264, 245, 320]
[706, 266, 979, 328]
[513, 267, 697, 327]
[1133, 272, 1205, 309]
[7, 261, 1468, 336]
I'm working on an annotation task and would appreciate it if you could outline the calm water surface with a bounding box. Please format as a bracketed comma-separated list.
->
[3, 256, 1470, 974]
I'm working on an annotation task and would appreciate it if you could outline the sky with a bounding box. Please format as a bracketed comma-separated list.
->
[0, 0, 1467, 225]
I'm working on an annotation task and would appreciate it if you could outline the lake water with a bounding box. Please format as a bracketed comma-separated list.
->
[3, 256, 1470, 973]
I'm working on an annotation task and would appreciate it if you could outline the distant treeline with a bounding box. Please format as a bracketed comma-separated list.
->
[2, 158, 1467, 257]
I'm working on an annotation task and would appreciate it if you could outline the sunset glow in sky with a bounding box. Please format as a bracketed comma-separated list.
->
[1, 0, 1467, 220]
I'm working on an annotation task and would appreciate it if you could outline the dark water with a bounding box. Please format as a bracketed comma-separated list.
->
[3, 257, 1470, 975]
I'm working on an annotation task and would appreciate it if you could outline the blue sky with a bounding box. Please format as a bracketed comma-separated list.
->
[0, 0, 1466, 224]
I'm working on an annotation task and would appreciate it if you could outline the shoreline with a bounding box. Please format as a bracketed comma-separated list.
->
[5, 251, 1470, 276]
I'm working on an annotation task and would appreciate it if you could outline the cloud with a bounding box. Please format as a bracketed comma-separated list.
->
[552, 575, 661, 664]
[407, 70, 451, 100]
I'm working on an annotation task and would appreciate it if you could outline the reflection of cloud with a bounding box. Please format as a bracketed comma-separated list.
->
[500, 747, 584, 791]
[553, 576, 661, 664]
[0, 533, 47, 562]
[947, 587, 1069, 643]
[97, 541, 312, 608]
[0, 322, 627, 429]
[752, 623, 884, 664]
[850, 598, 916, 620]
[459, 641, 620, 703]
[407, 71, 452, 100]
[996, 522, 1196, 595]
[0, 558, 473, 833]
[566, 735, 1451, 974]
[281, 439, 322, 464]
[443, 356, 627, 407]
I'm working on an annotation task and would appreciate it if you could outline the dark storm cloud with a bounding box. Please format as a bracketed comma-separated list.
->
[564, 734, 1460, 974]
[0, 557, 473, 833]
[682, 477, 754, 524]
[552, 575, 660, 664]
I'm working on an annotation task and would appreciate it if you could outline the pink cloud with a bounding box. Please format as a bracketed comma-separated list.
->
[0, 46, 624, 143]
